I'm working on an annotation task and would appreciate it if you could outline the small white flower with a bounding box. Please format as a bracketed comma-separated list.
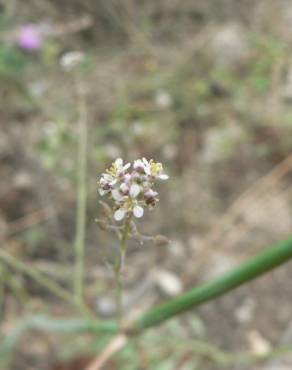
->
[111, 189, 124, 202]
[142, 158, 151, 175]
[129, 183, 140, 198]
[60, 51, 84, 71]
[100, 173, 117, 187]
[115, 158, 123, 167]
[115, 158, 131, 174]
[114, 208, 127, 221]
[99, 188, 106, 196]
[133, 159, 145, 172]
[120, 182, 129, 194]
[124, 163, 131, 170]
[98, 157, 168, 221]
[158, 173, 169, 180]
[155, 91, 172, 109]
[124, 173, 132, 183]
[144, 189, 158, 198]
[99, 175, 116, 196]
[133, 205, 144, 218]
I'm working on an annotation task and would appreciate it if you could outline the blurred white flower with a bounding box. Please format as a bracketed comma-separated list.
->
[155, 91, 172, 109]
[60, 51, 85, 70]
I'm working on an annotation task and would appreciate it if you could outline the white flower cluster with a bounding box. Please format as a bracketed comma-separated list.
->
[98, 158, 168, 221]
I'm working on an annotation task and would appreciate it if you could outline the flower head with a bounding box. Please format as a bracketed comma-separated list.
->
[98, 157, 168, 221]
[60, 51, 85, 71]
[17, 24, 43, 51]
[17, 23, 51, 52]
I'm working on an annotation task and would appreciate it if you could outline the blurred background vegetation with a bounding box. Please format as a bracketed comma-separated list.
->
[1, 0, 292, 369]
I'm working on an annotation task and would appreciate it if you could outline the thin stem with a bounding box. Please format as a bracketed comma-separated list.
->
[0, 249, 93, 317]
[113, 265, 123, 323]
[114, 216, 131, 323]
[0, 315, 118, 358]
[0, 249, 73, 305]
[3, 237, 292, 368]
[120, 217, 131, 253]
[74, 76, 88, 304]
[131, 236, 292, 332]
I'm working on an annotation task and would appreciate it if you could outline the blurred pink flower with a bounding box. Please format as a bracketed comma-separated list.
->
[17, 24, 43, 51]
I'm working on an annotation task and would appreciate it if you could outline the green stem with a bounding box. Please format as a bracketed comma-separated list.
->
[3, 237, 292, 363]
[0, 315, 118, 358]
[0, 249, 73, 305]
[114, 217, 131, 323]
[114, 265, 123, 323]
[120, 216, 132, 264]
[74, 77, 88, 304]
[132, 236, 292, 332]
[0, 249, 92, 317]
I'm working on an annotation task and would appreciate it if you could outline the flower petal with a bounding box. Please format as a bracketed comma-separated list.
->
[111, 189, 123, 202]
[129, 183, 140, 198]
[133, 159, 144, 170]
[144, 189, 158, 198]
[124, 173, 131, 183]
[133, 205, 144, 218]
[158, 174, 169, 180]
[143, 160, 151, 175]
[123, 162, 131, 171]
[103, 174, 113, 181]
[99, 188, 106, 196]
[115, 158, 123, 168]
[114, 209, 126, 221]
[120, 183, 129, 194]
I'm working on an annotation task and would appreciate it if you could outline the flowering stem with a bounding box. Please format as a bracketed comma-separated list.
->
[120, 217, 131, 256]
[113, 268, 123, 323]
[114, 216, 132, 323]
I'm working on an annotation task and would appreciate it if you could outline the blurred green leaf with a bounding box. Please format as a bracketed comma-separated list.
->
[0, 44, 26, 75]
